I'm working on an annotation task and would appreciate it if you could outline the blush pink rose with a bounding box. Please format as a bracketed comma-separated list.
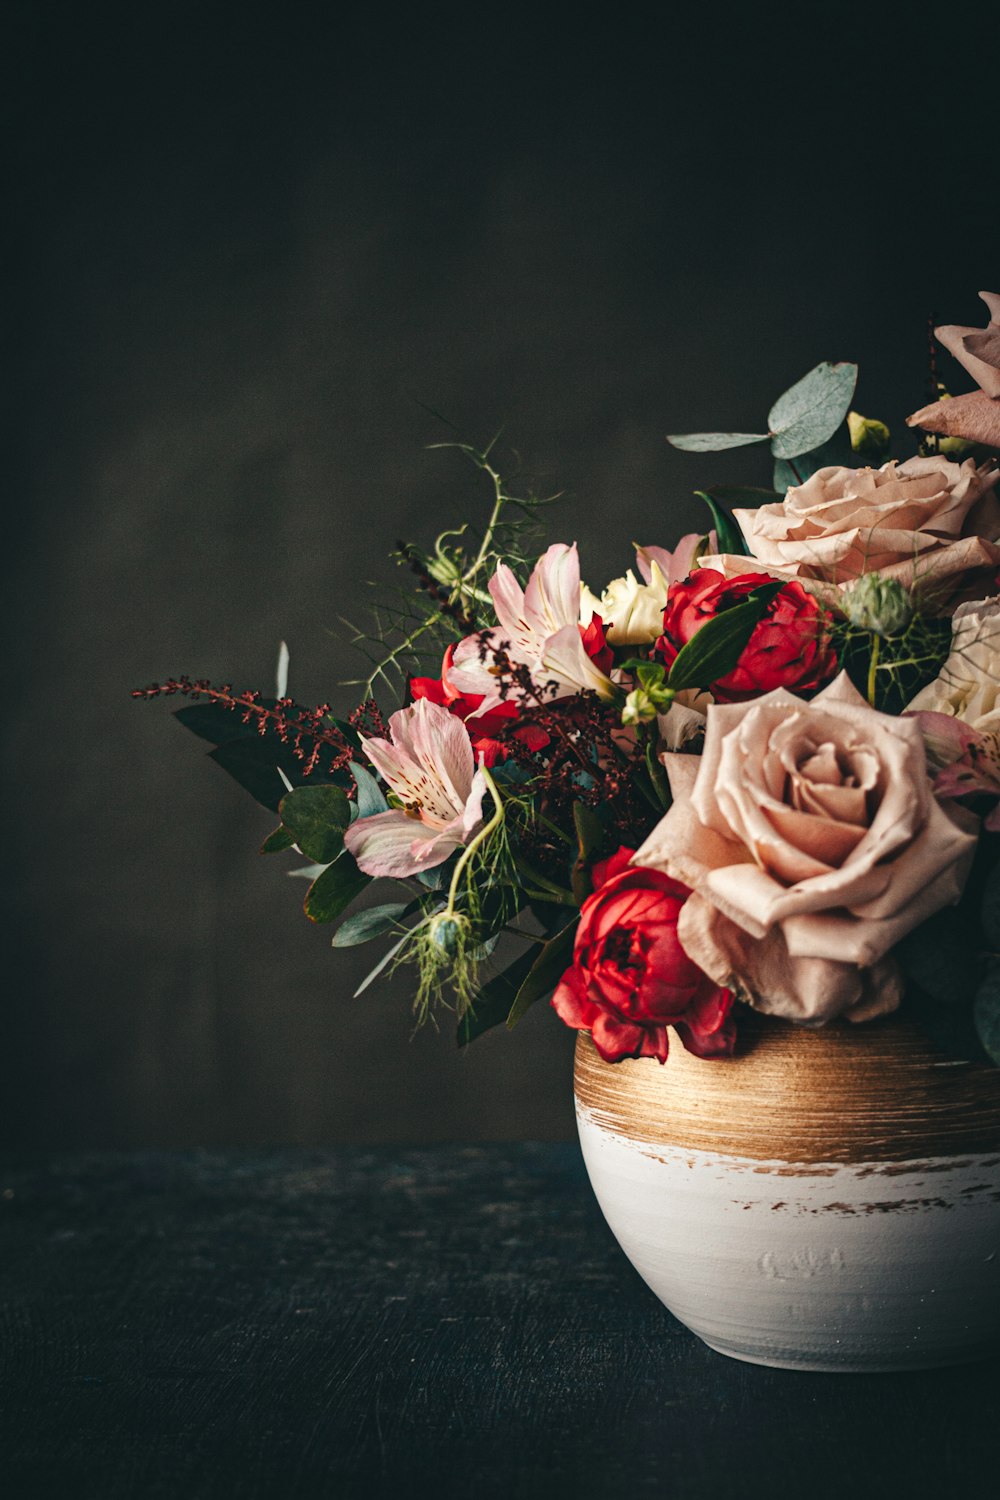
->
[633, 673, 979, 1025]
[710, 456, 1000, 611]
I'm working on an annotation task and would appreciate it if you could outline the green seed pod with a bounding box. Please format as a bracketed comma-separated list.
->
[843, 573, 914, 638]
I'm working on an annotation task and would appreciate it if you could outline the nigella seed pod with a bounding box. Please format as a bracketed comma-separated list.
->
[428, 913, 467, 954]
[843, 574, 914, 638]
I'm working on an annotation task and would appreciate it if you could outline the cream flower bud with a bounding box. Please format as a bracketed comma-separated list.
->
[581, 562, 669, 646]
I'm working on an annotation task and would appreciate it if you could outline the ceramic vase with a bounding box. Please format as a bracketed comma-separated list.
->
[574, 1013, 1000, 1371]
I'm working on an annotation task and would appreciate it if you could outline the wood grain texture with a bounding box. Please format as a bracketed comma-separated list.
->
[575, 1014, 1000, 1164]
[0, 1147, 998, 1499]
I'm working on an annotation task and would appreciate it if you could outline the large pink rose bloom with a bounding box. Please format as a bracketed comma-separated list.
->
[634, 674, 979, 1025]
[711, 456, 1000, 611]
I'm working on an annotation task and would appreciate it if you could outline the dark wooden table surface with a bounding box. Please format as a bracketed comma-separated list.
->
[1, 1145, 996, 1499]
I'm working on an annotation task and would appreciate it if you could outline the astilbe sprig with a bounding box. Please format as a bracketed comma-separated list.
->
[131, 677, 360, 780]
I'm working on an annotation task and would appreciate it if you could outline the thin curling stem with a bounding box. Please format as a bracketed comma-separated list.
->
[445, 764, 504, 918]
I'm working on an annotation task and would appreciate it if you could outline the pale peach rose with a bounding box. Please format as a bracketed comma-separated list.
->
[907, 597, 1000, 734]
[708, 456, 1000, 611]
[633, 673, 978, 1025]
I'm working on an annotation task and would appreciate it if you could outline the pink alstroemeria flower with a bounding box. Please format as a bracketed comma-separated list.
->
[910, 709, 1000, 832]
[344, 698, 489, 878]
[448, 542, 617, 709]
[636, 531, 716, 588]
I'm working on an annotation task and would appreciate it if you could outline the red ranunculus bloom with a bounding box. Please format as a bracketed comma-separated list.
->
[410, 646, 549, 767]
[551, 847, 736, 1064]
[655, 568, 838, 702]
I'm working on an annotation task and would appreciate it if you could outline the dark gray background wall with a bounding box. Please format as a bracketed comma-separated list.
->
[3, 3, 997, 1145]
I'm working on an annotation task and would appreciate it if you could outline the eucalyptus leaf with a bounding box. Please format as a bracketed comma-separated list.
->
[350, 761, 389, 819]
[354, 928, 417, 998]
[666, 430, 769, 453]
[666, 581, 784, 692]
[332, 901, 410, 948]
[275, 640, 290, 699]
[279, 784, 351, 864]
[768, 362, 858, 459]
[694, 490, 749, 557]
[304, 855, 371, 924]
[506, 921, 578, 1031]
[260, 826, 295, 855]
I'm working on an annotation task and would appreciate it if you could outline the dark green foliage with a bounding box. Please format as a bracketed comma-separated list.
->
[279, 785, 351, 865]
[304, 855, 371, 924]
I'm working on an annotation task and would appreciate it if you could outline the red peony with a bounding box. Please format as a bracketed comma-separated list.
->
[410, 646, 549, 767]
[551, 847, 736, 1064]
[655, 568, 838, 702]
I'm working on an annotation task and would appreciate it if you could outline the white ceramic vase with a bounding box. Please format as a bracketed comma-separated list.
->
[575, 1014, 1000, 1372]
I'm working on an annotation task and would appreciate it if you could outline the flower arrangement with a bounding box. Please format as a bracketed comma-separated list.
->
[137, 294, 1000, 1070]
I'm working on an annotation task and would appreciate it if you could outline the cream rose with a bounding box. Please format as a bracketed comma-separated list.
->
[634, 673, 978, 1025]
[906, 597, 1000, 734]
[708, 456, 1000, 610]
[580, 561, 669, 646]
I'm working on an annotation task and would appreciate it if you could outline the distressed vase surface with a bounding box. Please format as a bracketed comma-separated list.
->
[574, 1014, 1000, 1372]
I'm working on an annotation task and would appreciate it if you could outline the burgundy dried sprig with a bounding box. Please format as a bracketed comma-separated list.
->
[475, 638, 656, 848]
[132, 677, 357, 779]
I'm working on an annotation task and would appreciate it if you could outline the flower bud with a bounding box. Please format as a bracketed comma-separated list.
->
[621, 688, 658, 726]
[843, 574, 914, 638]
[427, 913, 469, 954]
[847, 410, 891, 460]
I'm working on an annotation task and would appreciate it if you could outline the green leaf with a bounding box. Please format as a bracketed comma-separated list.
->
[279, 784, 351, 864]
[458, 950, 539, 1046]
[974, 961, 1000, 1065]
[768, 362, 858, 460]
[644, 739, 672, 810]
[304, 855, 371, 924]
[666, 431, 769, 453]
[354, 927, 418, 998]
[350, 761, 388, 819]
[895, 908, 983, 1007]
[693, 490, 750, 557]
[260, 826, 295, 855]
[703, 485, 781, 508]
[506, 921, 579, 1030]
[332, 901, 411, 948]
[571, 803, 605, 903]
[208, 740, 319, 813]
[175, 702, 270, 744]
[666, 580, 785, 692]
[981, 861, 1000, 951]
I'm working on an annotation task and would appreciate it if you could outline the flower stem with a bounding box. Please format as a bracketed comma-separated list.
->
[867, 633, 880, 707]
[445, 765, 504, 919]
